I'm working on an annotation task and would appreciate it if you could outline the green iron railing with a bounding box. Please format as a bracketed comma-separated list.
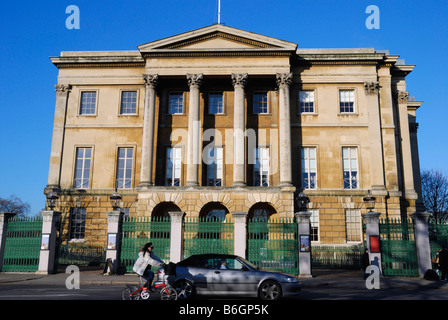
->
[56, 243, 106, 267]
[183, 216, 234, 258]
[380, 218, 419, 277]
[247, 217, 298, 275]
[312, 245, 364, 269]
[121, 216, 171, 273]
[2, 216, 43, 272]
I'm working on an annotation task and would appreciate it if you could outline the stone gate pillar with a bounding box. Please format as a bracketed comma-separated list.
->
[295, 211, 312, 277]
[232, 212, 248, 258]
[105, 210, 124, 274]
[410, 212, 432, 277]
[169, 211, 185, 263]
[37, 210, 61, 274]
[362, 211, 382, 274]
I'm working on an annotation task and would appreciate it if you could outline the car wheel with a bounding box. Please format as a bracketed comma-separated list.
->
[175, 279, 195, 299]
[258, 280, 282, 301]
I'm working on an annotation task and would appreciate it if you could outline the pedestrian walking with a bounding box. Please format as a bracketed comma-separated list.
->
[362, 248, 370, 279]
[438, 245, 448, 281]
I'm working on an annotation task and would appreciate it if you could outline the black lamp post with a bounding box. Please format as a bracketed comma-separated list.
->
[363, 192, 376, 212]
[47, 192, 59, 211]
[110, 191, 122, 211]
[296, 191, 310, 212]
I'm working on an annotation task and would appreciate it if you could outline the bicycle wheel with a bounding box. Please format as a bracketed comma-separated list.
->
[122, 285, 140, 300]
[160, 286, 178, 300]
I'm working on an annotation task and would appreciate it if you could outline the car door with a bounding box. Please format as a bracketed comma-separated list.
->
[211, 257, 258, 295]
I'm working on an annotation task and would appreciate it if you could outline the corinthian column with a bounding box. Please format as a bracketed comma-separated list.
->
[139, 74, 158, 188]
[186, 74, 203, 186]
[47, 84, 71, 189]
[232, 73, 248, 186]
[276, 73, 293, 186]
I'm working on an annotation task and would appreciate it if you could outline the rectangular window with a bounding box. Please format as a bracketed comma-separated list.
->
[253, 91, 268, 114]
[208, 92, 224, 114]
[299, 90, 315, 113]
[342, 147, 358, 189]
[345, 209, 362, 242]
[116, 148, 133, 189]
[69, 207, 87, 240]
[120, 91, 137, 114]
[166, 147, 182, 186]
[74, 147, 92, 189]
[310, 209, 319, 242]
[80, 91, 97, 115]
[206, 147, 223, 186]
[168, 92, 184, 114]
[254, 147, 269, 186]
[301, 147, 317, 190]
[339, 90, 355, 113]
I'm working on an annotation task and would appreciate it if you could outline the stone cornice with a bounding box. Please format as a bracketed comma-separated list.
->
[160, 31, 274, 49]
[141, 50, 292, 58]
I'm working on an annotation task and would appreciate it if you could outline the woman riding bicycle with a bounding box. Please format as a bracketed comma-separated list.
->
[133, 242, 164, 288]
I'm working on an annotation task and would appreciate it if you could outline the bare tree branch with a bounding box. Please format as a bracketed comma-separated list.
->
[421, 169, 448, 222]
[0, 195, 31, 217]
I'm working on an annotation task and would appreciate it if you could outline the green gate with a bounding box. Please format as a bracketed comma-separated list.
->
[183, 216, 234, 258]
[121, 216, 171, 273]
[380, 218, 419, 277]
[2, 216, 43, 272]
[247, 217, 298, 275]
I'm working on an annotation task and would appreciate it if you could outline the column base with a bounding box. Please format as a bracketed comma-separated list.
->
[232, 182, 246, 187]
[137, 182, 153, 190]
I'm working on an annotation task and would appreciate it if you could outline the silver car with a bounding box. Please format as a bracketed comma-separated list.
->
[155, 254, 301, 300]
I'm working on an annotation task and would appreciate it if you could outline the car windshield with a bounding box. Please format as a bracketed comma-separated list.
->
[238, 257, 258, 270]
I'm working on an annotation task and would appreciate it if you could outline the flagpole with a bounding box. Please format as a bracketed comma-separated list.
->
[218, 0, 221, 24]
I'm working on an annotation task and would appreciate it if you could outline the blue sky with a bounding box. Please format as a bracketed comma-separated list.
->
[1, 0, 446, 215]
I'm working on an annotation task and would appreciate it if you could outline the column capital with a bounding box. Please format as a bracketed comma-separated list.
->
[143, 74, 159, 89]
[186, 73, 203, 88]
[362, 211, 381, 224]
[231, 73, 248, 88]
[276, 72, 293, 87]
[232, 211, 248, 223]
[55, 84, 71, 94]
[364, 82, 381, 95]
[410, 211, 431, 223]
[397, 90, 409, 103]
[294, 211, 312, 224]
[169, 211, 186, 223]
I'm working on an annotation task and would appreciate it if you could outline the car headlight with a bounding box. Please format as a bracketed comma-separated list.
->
[285, 277, 298, 283]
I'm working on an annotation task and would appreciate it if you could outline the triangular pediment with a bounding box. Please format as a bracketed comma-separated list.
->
[138, 24, 297, 52]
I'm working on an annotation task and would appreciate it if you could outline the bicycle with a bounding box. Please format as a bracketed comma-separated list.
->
[122, 274, 177, 300]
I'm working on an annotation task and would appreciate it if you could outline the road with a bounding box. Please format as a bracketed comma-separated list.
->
[0, 283, 447, 300]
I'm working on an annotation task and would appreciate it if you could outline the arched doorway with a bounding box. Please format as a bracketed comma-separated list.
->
[248, 202, 278, 220]
[199, 202, 230, 221]
[152, 202, 181, 220]
[183, 202, 233, 257]
[247, 202, 298, 274]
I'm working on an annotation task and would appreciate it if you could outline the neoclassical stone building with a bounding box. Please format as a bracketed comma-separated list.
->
[45, 24, 423, 247]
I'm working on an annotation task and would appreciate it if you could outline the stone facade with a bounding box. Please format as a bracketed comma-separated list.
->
[45, 24, 423, 248]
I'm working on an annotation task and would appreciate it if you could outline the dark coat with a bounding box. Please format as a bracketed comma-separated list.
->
[438, 249, 448, 271]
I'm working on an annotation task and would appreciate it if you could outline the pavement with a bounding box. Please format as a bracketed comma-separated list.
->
[1, 268, 448, 291]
